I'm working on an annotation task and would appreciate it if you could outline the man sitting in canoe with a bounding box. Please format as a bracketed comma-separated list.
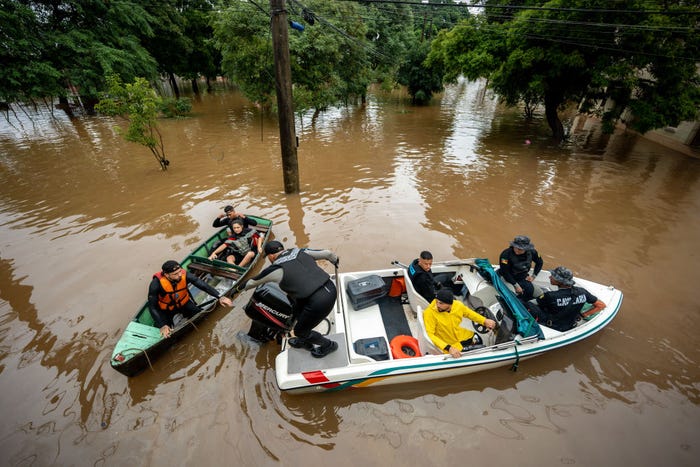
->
[207, 219, 263, 267]
[148, 260, 232, 338]
[212, 205, 258, 231]
[423, 289, 497, 358]
[524, 266, 606, 332]
[235, 241, 340, 358]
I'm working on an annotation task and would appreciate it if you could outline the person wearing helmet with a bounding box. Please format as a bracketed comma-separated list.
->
[525, 266, 606, 332]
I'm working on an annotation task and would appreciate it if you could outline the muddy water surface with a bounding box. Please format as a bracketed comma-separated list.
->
[1, 80, 698, 466]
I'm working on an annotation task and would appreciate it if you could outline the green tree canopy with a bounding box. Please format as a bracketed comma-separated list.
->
[0, 0, 157, 110]
[428, 0, 700, 140]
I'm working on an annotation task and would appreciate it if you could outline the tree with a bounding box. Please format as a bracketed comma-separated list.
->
[95, 75, 170, 170]
[0, 0, 157, 113]
[212, 0, 373, 115]
[396, 40, 444, 105]
[138, 0, 194, 99]
[428, 0, 700, 141]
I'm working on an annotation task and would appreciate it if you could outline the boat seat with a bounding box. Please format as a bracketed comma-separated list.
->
[416, 305, 442, 355]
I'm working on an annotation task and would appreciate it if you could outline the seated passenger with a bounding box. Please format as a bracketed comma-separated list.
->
[212, 205, 258, 231]
[408, 250, 456, 303]
[423, 289, 496, 358]
[524, 266, 606, 332]
[208, 219, 262, 267]
[498, 235, 544, 301]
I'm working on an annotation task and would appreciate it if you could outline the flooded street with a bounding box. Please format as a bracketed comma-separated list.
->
[1, 80, 699, 466]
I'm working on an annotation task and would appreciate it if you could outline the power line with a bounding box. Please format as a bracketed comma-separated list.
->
[338, 0, 700, 16]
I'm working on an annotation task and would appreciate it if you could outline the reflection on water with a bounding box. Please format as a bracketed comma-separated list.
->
[1, 82, 699, 465]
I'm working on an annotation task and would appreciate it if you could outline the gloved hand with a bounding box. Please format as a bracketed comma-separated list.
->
[329, 254, 339, 267]
[235, 279, 249, 293]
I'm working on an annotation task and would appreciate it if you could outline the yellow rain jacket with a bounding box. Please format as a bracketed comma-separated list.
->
[423, 299, 486, 353]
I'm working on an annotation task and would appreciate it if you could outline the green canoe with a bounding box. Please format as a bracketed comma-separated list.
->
[110, 215, 273, 376]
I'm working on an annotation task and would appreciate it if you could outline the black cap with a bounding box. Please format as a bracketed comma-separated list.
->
[264, 240, 284, 255]
[436, 288, 454, 305]
[162, 260, 181, 273]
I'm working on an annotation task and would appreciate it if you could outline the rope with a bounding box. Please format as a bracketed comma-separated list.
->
[117, 347, 155, 372]
[511, 342, 520, 372]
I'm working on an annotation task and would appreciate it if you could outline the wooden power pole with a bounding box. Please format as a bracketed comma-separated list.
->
[270, 0, 299, 194]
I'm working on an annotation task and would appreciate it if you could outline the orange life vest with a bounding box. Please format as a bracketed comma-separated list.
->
[154, 271, 190, 311]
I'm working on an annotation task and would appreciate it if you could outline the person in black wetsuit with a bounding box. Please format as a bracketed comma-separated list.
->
[524, 266, 606, 331]
[407, 251, 454, 303]
[498, 235, 544, 301]
[236, 241, 340, 358]
[148, 260, 232, 338]
[212, 205, 258, 230]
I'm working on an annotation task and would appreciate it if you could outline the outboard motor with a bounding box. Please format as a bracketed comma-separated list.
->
[244, 283, 294, 342]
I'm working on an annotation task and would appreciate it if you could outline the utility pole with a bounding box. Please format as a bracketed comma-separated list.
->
[270, 0, 299, 194]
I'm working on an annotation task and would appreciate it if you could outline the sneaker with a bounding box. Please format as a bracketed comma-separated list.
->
[311, 340, 338, 358]
[288, 337, 314, 351]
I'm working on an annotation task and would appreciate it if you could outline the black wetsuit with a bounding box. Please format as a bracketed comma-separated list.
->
[246, 248, 336, 346]
[212, 214, 258, 230]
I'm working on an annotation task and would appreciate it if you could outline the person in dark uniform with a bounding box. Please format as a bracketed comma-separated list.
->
[212, 205, 258, 230]
[524, 266, 606, 331]
[236, 241, 340, 358]
[148, 260, 232, 338]
[498, 235, 544, 301]
[407, 251, 454, 303]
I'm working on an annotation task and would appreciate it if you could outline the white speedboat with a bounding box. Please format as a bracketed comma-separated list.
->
[244, 259, 623, 394]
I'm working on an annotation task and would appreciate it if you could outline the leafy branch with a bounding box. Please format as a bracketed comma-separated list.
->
[95, 75, 170, 170]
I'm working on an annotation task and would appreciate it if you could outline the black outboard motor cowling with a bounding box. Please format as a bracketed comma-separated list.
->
[244, 283, 294, 341]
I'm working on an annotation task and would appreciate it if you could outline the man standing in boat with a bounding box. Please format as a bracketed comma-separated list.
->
[148, 260, 232, 338]
[235, 241, 340, 358]
[498, 235, 544, 301]
[524, 266, 606, 331]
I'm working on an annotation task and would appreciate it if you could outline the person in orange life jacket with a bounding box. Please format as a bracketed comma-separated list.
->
[498, 235, 544, 301]
[148, 260, 232, 338]
[235, 241, 340, 358]
[423, 289, 497, 359]
[212, 205, 258, 231]
[407, 251, 456, 303]
[207, 219, 262, 267]
[524, 266, 606, 332]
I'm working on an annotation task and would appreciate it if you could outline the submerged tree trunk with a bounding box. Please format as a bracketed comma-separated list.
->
[544, 92, 565, 142]
[168, 72, 180, 99]
[191, 78, 200, 96]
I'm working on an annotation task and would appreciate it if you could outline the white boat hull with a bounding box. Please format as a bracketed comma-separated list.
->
[272, 261, 623, 394]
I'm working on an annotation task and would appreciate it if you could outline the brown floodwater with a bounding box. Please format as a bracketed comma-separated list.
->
[1, 80, 698, 466]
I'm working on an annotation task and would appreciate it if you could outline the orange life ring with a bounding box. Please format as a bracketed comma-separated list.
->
[390, 335, 420, 359]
